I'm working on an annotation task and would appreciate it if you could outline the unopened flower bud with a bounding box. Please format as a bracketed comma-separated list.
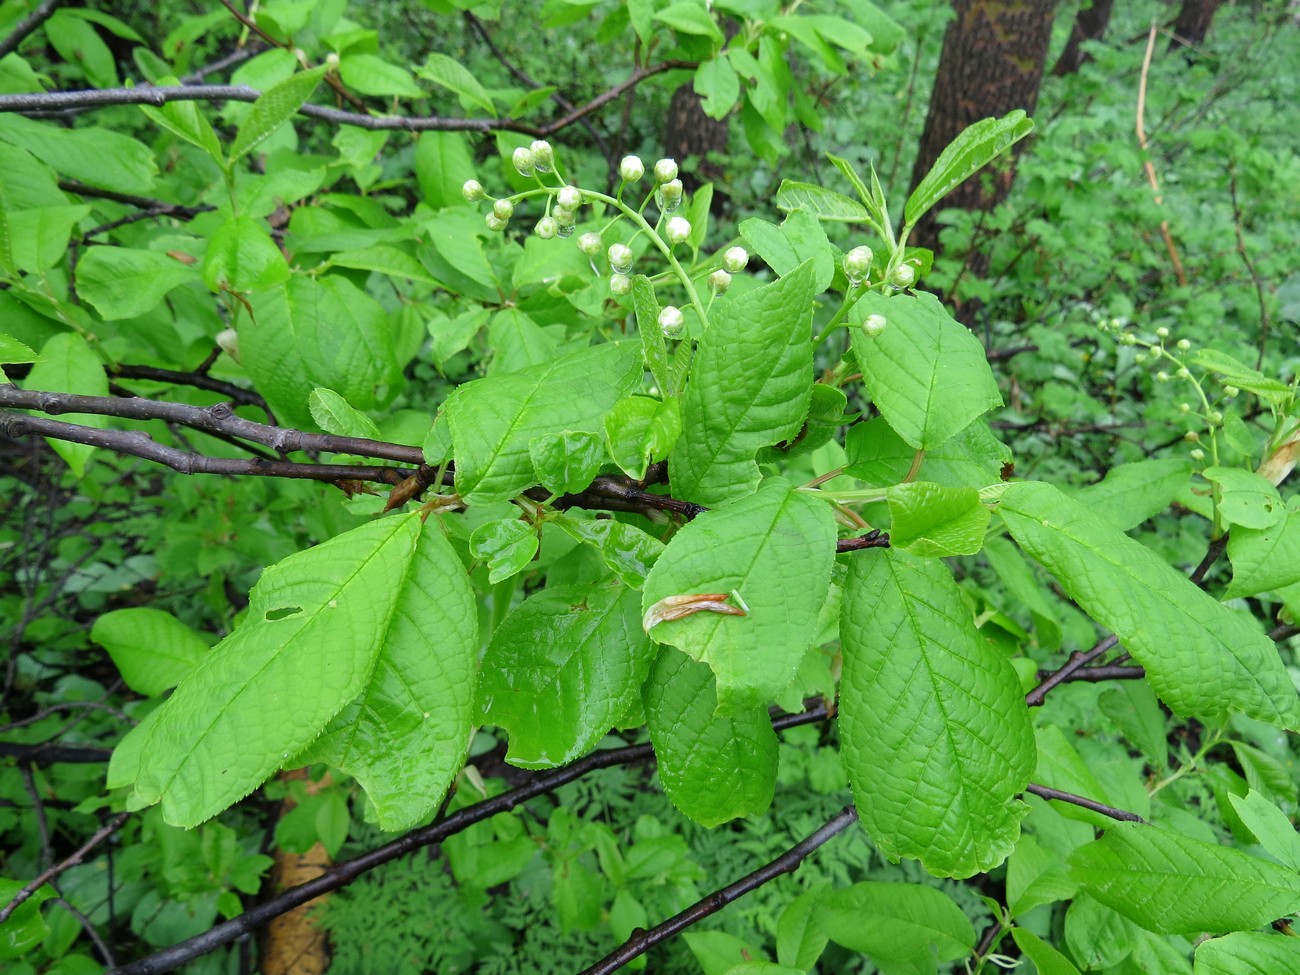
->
[653, 158, 678, 183]
[658, 305, 684, 338]
[1121, 333, 1137, 346]
[1178, 402, 1191, 414]
[722, 246, 748, 273]
[529, 139, 554, 172]
[844, 245, 873, 281]
[1190, 448, 1205, 461]
[1176, 339, 1191, 351]
[608, 243, 633, 274]
[890, 264, 916, 288]
[578, 232, 602, 256]
[325, 52, 340, 70]
[861, 314, 887, 338]
[1185, 431, 1200, 443]
[709, 269, 732, 294]
[658, 178, 683, 212]
[1156, 371, 1170, 382]
[512, 147, 535, 177]
[620, 155, 645, 183]
[610, 273, 632, 296]
[493, 198, 514, 221]
[1155, 326, 1170, 339]
[553, 207, 576, 228]
[486, 213, 508, 232]
[556, 185, 581, 210]
[1134, 352, 1149, 364]
[666, 216, 692, 245]
[1208, 411, 1223, 426]
[535, 216, 558, 239]
[462, 179, 486, 202]
[1177, 367, 1191, 379]
[1224, 385, 1239, 398]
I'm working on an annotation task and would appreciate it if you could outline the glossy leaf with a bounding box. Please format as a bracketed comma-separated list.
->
[643, 648, 777, 826]
[850, 291, 1002, 450]
[1194, 931, 1300, 974]
[1225, 498, 1300, 597]
[529, 429, 606, 495]
[671, 261, 816, 504]
[604, 395, 682, 480]
[1201, 465, 1285, 529]
[1011, 929, 1082, 975]
[739, 212, 836, 293]
[339, 53, 425, 98]
[416, 53, 496, 116]
[0, 113, 157, 194]
[77, 247, 199, 320]
[1069, 822, 1300, 935]
[775, 180, 872, 222]
[203, 215, 291, 293]
[23, 332, 107, 477]
[844, 416, 1011, 488]
[1073, 458, 1193, 531]
[229, 66, 327, 162]
[839, 549, 1035, 877]
[642, 478, 836, 710]
[469, 518, 539, 584]
[479, 584, 653, 768]
[999, 481, 1300, 729]
[553, 514, 665, 589]
[816, 882, 976, 966]
[886, 481, 989, 557]
[631, 274, 670, 393]
[138, 83, 224, 163]
[308, 387, 382, 440]
[91, 608, 208, 696]
[1226, 790, 1300, 871]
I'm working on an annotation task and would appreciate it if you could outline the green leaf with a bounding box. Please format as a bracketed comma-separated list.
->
[738, 212, 835, 293]
[229, 65, 327, 162]
[1226, 790, 1300, 871]
[775, 890, 830, 970]
[469, 518, 539, 584]
[1072, 458, 1193, 531]
[1225, 498, 1300, 597]
[983, 535, 1063, 650]
[0, 878, 55, 961]
[1194, 931, 1300, 974]
[203, 215, 291, 292]
[552, 515, 665, 589]
[0, 334, 37, 366]
[23, 332, 108, 477]
[416, 53, 496, 116]
[1069, 822, 1300, 936]
[0, 204, 89, 273]
[630, 274, 670, 393]
[339, 53, 425, 98]
[1011, 929, 1082, 975]
[308, 387, 381, 440]
[671, 261, 815, 504]
[775, 180, 872, 222]
[694, 57, 739, 120]
[886, 482, 989, 557]
[1201, 466, 1285, 529]
[903, 110, 1034, 231]
[486, 307, 558, 376]
[604, 395, 682, 480]
[46, 10, 118, 87]
[446, 342, 641, 504]
[642, 478, 836, 710]
[138, 82, 224, 164]
[839, 548, 1034, 877]
[479, 584, 654, 768]
[328, 245, 440, 285]
[0, 113, 157, 194]
[816, 883, 976, 966]
[130, 514, 427, 827]
[1007, 834, 1079, 916]
[415, 131, 478, 209]
[1190, 349, 1292, 406]
[654, 3, 724, 47]
[850, 291, 1002, 450]
[845, 416, 1011, 488]
[998, 481, 1300, 729]
[529, 430, 606, 495]
[78, 247, 200, 320]
[295, 521, 478, 830]
[91, 608, 209, 696]
[643, 648, 777, 826]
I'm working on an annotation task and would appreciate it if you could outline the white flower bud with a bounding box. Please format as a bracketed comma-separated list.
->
[653, 158, 678, 183]
[578, 232, 602, 256]
[657, 178, 683, 212]
[462, 179, 486, 202]
[1176, 367, 1191, 379]
[512, 147, 535, 177]
[889, 264, 916, 288]
[535, 216, 558, 239]
[1208, 411, 1223, 426]
[1134, 352, 1148, 364]
[1224, 385, 1239, 398]
[709, 269, 732, 294]
[556, 185, 582, 210]
[553, 207, 576, 228]
[325, 52, 340, 70]
[529, 139, 554, 172]
[1190, 448, 1205, 461]
[844, 245, 873, 281]
[486, 213, 508, 232]
[610, 273, 632, 296]
[1121, 333, 1137, 346]
[722, 246, 748, 273]
[658, 305, 684, 338]
[1155, 326, 1170, 339]
[861, 314, 887, 338]
[665, 216, 692, 245]
[1176, 339, 1191, 351]
[492, 198, 514, 221]
[1156, 371, 1170, 382]
[619, 155, 645, 183]
[608, 243, 633, 274]
[1178, 402, 1191, 414]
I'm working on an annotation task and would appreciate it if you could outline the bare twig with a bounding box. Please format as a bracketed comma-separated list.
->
[1025, 784, 1146, 823]
[1025, 635, 1119, 707]
[0, 812, 131, 925]
[1227, 168, 1272, 368]
[1136, 23, 1188, 286]
[0, 0, 62, 59]
[0, 741, 114, 765]
[579, 805, 861, 975]
[1033, 664, 1146, 685]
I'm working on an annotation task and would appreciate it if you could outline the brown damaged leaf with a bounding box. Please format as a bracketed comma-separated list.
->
[643, 592, 748, 632]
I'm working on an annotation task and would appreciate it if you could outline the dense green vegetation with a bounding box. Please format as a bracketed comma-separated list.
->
[1, 1, 1298, 973]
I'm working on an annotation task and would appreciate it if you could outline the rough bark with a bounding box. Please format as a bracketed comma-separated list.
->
[1169, 0, 1224, 50]
[663, 83, 729, 195]
[1051, 0, 1115, 75]
[259, 769, 334, 975]
[908, 0, 1058, 258]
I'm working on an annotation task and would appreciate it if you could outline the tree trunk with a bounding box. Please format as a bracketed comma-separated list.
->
[908, 0, 1058, 258]
[1051, 0, 1114, 75]
[663, 84, 729, 196]
[1168, 0, 1223, 50]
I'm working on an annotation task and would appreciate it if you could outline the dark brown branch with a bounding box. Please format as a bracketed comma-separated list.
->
[0, 0, 62, 59]
[0, 811, 130, 925]
[0, 741, 114, 765]
[108, 704, 829, 974]
[579, 805, 861, 975]
[1025, 635, 1119, 707]
[1034, 664, 1145, 685]
[1024, 784, 1145, 823]
[110, 363, 268, 413]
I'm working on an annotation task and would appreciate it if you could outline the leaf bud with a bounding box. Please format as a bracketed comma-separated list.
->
[492, 198, 515, 220]
[529, 139, 554, 172]
[610, 273, 632, 296]
[709, 269, 732, 294]
[608, 243, 634, 274]
[619, 155, 645, 183]
[1223, 385, 1239, 398]
[658, 305, 684, 338]
[486, 213, 508, 232]
[861, 313, 887, 338]
[535, 216, 558, 239]
[578, 232, 602, 256]
[462, 179, 486, 202]
[653, 157, 678, 183]
[665, 216, 692, 245]
[722, 246, 749, 273]
[512, 146, 535, 177]
[844, 245, 873, 282]
[658, 178, 683, 212]
[889, 263, 916, 288]
[556, 185, 582, 210]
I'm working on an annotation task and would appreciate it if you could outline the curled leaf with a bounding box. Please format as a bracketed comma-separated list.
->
[643, 593, 747, 632]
